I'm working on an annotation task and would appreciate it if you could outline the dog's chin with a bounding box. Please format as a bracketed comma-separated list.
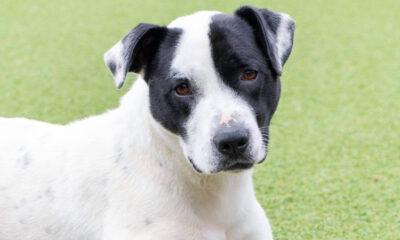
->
[186, 150, 268, 174]
[223, 162, 254, 173]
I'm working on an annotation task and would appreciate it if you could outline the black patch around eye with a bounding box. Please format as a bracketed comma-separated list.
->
[146, 28, 197, 138]
[209, 15, 267, 89]
[209, 14, 281, 128]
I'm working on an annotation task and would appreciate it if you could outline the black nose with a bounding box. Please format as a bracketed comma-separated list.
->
[213, 129, 249, 157]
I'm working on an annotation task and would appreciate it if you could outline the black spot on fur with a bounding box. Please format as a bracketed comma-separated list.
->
[22, 153, 31, 168]
[16, 147, 33, 168]
[45, 187, 55, 201]
[145, 218, 153, 226]
[19, 219, 27, 225]
[45, 226, 55, 234]
[122, 166, 129, 172]
[114, 147, 123, 164]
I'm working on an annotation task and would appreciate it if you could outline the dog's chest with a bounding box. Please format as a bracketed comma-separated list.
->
[105, 157, 252, 239]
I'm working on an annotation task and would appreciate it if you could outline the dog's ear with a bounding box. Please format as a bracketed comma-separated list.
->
[235, 6, 295, 76]
[104, 23, 167, 88]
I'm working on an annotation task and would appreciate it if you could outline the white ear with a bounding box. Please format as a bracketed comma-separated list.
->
[235, 6, 295, 76]
[103, 23, 167, 88]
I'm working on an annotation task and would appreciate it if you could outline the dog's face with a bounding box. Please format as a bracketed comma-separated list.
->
[104, 6, 295, 174]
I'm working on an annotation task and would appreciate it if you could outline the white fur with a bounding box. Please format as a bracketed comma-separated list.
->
[276, 13, 293, 63]
[0, 11, 274, 240]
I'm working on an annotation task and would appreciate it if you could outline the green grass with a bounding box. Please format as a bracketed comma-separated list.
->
[1, 0, 399, 238]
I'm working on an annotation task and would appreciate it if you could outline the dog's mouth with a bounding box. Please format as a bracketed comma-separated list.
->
[186, 150, 267, 174]
[188, 157, 203, 173]
[222, 152, 268, 172]
[187, 156, 254, 174]
[224, 162, 254, 171]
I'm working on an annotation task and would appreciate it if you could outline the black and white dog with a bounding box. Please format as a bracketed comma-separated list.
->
[0, 6, 295, 240]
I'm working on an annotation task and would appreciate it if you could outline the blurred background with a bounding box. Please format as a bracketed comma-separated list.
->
[1, 0, 399, 238]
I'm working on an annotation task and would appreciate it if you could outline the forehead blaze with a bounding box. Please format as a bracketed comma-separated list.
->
[147, 12, 223, 137]
[169, 11, 221, 86]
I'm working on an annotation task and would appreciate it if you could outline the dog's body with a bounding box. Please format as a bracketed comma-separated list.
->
[0, 7, 294, 240]
[0, 81, 269, 239]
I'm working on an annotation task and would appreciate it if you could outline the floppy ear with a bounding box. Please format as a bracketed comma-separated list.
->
[235, 6, 295, 76]
[104, 23, 167, 88]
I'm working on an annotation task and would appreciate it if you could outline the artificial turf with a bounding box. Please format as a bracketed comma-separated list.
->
[1, 0, 399, 239]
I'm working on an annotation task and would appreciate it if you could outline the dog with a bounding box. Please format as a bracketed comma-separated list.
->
[0, 6, 295, 240]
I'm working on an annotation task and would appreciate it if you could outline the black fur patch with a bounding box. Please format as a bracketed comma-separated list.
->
[209, 14, 281, 131]
[121, 23, 168, 74]
[144, 28, 195, 136]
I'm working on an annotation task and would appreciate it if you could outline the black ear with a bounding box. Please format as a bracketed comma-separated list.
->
[104, 23, 167, 88]
[235, 6, 295, 76]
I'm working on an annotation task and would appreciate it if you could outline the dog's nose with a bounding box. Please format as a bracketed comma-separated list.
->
[213, 129, 249, 157]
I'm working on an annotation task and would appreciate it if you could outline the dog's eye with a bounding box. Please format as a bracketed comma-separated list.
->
[241, 70, 258, 81]
[175, 83, 191, 96]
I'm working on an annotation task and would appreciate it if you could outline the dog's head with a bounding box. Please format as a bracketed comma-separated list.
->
[104, 6, 295, 174]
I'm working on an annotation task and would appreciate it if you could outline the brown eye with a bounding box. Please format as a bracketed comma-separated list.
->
[242, 70, 258, 81]
[175, 83, 191, 96]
